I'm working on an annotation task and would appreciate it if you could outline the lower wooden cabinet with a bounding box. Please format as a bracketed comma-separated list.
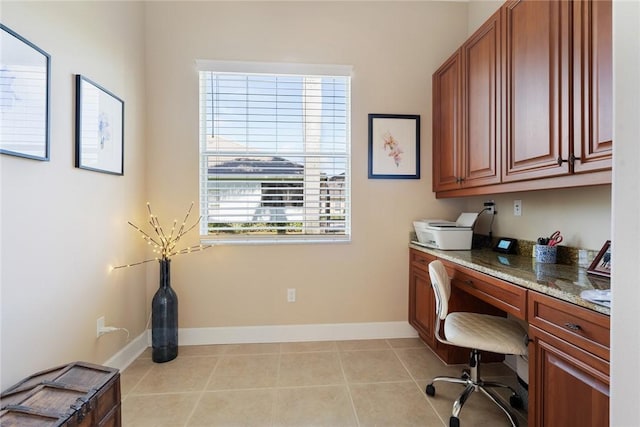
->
[409, 249, 506, 364]
[528, 291, 610, 427]
[409, 250, 611, 425]
[408, 250, 436, 346]
[409, 249, 471, 363]
[528, 325, 609, 427]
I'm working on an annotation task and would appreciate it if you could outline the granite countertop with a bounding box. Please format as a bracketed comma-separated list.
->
[409, 242, 611, 316]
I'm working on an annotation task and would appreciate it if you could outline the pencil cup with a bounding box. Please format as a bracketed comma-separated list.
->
[535, 245, 557, 264]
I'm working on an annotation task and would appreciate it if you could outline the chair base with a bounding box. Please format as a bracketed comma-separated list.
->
[425, 349, 523, 427]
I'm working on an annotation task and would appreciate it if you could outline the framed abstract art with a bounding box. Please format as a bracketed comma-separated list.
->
[75, 75, 124, 175]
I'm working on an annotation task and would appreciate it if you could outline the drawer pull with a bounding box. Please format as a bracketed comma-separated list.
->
[564, 322, 582, 331]
[465, 280, 474, 287]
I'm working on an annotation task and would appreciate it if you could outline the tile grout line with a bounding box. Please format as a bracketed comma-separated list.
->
[121, 359, 155, 402]
[120, 341, 524, 426]
[336, 346, 362, 427]
[271, 345, 282, 427]
[389, 342, 449, 427]
[182, 355, 221, 427]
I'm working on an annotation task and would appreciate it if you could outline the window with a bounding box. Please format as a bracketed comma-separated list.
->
[198, 61, 351, 243]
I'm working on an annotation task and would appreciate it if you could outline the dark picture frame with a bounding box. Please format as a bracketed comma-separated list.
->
[75, 75, 124, 175]
[0, 24, 51, 161]
[368, 113, 420, 179]
[587, 240, 611, 277]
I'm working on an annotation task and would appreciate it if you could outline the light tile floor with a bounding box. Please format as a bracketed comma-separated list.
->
[120, 338, 528, 426]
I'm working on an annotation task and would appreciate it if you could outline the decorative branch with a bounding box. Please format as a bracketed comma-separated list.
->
[175, 202, 194, 238]
[113, 202, 211, 270]
[112, 258, 158, 270]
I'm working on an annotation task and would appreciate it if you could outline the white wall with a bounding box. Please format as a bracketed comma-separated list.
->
[611, 1, 640, 425]
[0, 2, 148, 389]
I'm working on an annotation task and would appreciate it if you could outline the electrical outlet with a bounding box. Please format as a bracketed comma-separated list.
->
[96, 316, 105, 338]
[514, 200, 522, 216]
[287, 288, 296, 303]
[484, 200, 496, 215]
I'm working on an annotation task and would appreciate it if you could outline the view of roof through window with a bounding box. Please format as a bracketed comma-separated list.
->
[199, 70, 351, 242]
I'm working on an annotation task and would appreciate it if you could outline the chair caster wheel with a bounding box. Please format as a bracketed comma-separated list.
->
[461, 368, 470, 379]
[449, 416, 460, 427]
[425, 384, 436, 396]
[510, 393, 524, 409]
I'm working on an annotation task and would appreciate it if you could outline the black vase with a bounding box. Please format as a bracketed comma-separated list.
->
[152, 258, 178, 363]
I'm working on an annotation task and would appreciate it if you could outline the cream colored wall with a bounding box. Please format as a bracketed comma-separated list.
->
[144, 1, 469, 329]
[0, 0, 617, 394]
[467, 0, 503, 34]
[0, 2, 148, 389]
[468, 186, 612, 251]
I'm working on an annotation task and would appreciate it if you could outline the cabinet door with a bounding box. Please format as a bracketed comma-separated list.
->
[461, 9, 501, 188]
[503, 0, 571, 182]
[573, 0, 613, 173]
[432, 51, 462, 191]
[412, 267, 435, 346]
[529, 325, 609, 427]
[408, 250, 436, 344]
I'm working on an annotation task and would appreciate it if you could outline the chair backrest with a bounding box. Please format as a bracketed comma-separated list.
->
[428, 260, 451, 320]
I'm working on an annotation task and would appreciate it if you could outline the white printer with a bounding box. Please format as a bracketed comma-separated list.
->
[413, 212, 479, 250]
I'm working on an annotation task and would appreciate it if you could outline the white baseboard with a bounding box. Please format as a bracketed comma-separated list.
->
[102, 330, 149, 372]
[103, 321, 417, 372]
[179, 321, 418, 346]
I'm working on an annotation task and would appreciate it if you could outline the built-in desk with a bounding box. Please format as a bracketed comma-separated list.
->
[409, 243, 610, 315]
[408, 245, 610, 427]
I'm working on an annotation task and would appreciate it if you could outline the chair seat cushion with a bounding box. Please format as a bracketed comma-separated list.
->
[444, 312, 528, 355]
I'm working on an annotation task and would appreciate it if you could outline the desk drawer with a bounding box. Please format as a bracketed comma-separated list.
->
[410, 249, 436, 269]
[446, 263, 527, 320]
[528, 291, 610, 361]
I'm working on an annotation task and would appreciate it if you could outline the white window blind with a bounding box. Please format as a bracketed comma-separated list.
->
[198, 62, 351, 243]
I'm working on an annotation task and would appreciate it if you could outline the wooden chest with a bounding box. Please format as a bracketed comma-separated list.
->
[0, 361, 121, 426]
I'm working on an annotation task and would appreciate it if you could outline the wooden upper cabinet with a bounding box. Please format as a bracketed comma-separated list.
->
[462, 9, 502, 187]
[433, 11, 501, 192]
[432, 0, 612, 197]
[502, 0, 571, 182]
[432, 51, 462, 192]
[573, 0, 613, 173]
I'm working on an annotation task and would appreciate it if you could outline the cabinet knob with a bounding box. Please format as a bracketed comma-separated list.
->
[564, 322, 582, 331]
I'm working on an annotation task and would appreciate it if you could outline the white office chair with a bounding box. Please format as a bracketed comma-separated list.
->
[426, 260, 528, 427]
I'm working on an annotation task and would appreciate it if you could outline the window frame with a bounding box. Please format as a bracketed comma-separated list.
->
[197, 60, 352, 245]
